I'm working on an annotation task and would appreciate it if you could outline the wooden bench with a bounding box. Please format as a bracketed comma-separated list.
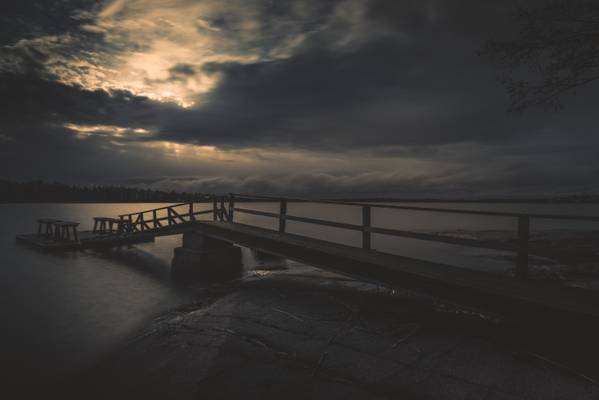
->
[54, 221, 80, 242]
[37, 218, 62, 238]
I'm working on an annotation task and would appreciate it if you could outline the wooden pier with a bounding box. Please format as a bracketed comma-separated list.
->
[193, 221, 599, 322]
[16, 194, 599, 322]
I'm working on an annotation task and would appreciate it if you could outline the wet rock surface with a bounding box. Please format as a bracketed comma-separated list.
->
[74, 270, 599, 400]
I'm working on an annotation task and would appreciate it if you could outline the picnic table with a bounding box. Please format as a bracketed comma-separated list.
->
[37, 218, 61, 238]
[93, 217, 124, 234]
[54, 221, 80, 242]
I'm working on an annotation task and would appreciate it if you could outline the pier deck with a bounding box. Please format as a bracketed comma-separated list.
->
[192, 221, 599, 323]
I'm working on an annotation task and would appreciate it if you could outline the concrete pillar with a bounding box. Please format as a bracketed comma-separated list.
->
[171, 231, 242, 281]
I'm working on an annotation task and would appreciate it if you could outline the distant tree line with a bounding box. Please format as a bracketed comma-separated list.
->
[0, 180, 210, 203]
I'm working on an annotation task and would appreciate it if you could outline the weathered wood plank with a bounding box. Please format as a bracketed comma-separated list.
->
[362, 205, 371, 250]
[169, 206, 187, 224]
[234, 207, 279, 218]
[190, 221, 599, 323]
[279, 200, 287, 233]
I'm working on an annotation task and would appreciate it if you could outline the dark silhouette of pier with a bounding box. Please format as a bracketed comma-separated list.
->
[16, 194, 599, 324]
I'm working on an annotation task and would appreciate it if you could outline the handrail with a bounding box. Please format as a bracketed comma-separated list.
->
[229, 193, 599, 279]
[118, 198, 215, 218]
[112, 193, 598, 280]
[128, 209, 212, 224]
[117, 209, 213, 233]
[118, 202, 190, 217]
[234, 205, 514, 252]
[231, 193, 599, 222]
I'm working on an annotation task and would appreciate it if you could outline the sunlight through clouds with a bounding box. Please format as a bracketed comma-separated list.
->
[64, 123, 152, 138]
[50, 0, 340, 107]
[1, 0, 383, 109]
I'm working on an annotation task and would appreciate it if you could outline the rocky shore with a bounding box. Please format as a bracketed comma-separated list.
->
[69, 264, 599, 400]
[440, 229, 599, 287]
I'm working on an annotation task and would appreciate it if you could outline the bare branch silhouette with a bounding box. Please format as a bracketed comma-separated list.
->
[480, 0, 599, 111]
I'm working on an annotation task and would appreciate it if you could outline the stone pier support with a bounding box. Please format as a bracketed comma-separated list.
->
[171, 231, 242, 280]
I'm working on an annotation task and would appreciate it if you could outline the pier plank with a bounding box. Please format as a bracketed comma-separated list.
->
[191, 221, 599, 323]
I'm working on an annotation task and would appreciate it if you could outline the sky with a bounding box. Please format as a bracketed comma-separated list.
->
[0, 0, 598, 198]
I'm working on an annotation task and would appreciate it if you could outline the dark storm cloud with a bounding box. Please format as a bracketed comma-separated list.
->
[137, 152, 599, 198]
[0, 69, 184, 182]
[0, 0, 563, 150]
[136, 172, 445, 198]
[0, 0, 597, 196]
[161, 39, 507, 148]
[0, 1, 99, 45]
[168, 64, 197, 78]
[154, 0, 595, 151]
[0, 72, 174, 133]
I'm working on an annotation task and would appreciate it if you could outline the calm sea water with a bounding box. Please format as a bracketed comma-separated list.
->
[1, 202, 598, 383]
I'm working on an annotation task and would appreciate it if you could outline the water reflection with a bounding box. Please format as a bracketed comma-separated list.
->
[0, 204, 195, 383]
[91, 246, 172, 281]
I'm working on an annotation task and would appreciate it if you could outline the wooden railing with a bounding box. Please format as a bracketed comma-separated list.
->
[114, 194, 598, 279]
[118, 201, 213, 233]
[116, 196, 234, 233]
[227, 193, 599, 279]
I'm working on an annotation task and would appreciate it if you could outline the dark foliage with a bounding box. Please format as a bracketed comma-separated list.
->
[480, 0, 599, 111]
[0, 179, 210, 203]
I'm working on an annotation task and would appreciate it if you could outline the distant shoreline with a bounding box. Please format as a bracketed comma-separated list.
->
[333, 197, 599, 204]
[2, 198, 599, 204]
[3, 179, 598, 204]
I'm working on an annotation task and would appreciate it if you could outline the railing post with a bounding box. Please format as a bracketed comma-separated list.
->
[140, 212, 145, 231]
[189, 202, 195, 221]
[516, 216, 530, 279]
[153, 209, 158, 227]
[213, 196, 218, 221]
[228, 194, 235, 222]
[219, 196, 226, 221]
[362, 205, 371, 250]
[279, 199, 287, 233]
